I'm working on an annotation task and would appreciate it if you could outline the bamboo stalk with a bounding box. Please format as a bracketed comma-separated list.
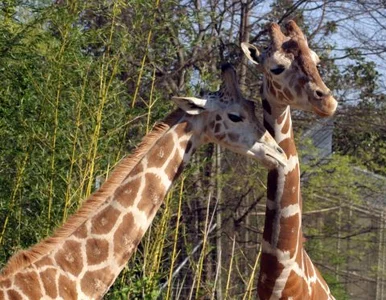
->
[84, 1, 120, 198]
[130, 0, 160, 108]
[0, 153, 29, 246]
[62, 68, 89, 222]
[166, 177, 185, 299]
[195, 192, 216, 299]
[47, 28, 70, 224]
[243, 245, 262, 300]
[224, 235, 237, 299]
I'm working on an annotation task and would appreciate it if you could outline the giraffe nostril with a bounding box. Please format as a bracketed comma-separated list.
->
[277, 147, 284, 154]
[315, 90, 325, 98]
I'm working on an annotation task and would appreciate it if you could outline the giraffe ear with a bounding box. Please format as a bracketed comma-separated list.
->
[172, 96, 216, 115]
[241, 42, 262, 65]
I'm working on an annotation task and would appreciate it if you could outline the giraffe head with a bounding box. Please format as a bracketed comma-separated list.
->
[172, 63, 287, 169]
[241, 20, 337, 117]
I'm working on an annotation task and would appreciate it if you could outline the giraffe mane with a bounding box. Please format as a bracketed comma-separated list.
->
[0, 109, 184, 279]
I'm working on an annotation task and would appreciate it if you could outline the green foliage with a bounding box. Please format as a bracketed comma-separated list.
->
[322, 273, 350, 300]
[0, 0, 166, 266]
[109, 270, 161, 300]
[1, 1, 385, 299]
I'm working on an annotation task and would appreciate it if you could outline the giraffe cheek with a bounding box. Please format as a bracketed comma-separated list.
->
[270, 84, 277, 97]
[283, 87, 294, 102]
[272, 80, 281, 90]
[227, 133, 240, 143]
[214, 123, 222, 133]
[215, 133, 226, 141]
[295, 84, 302, 97]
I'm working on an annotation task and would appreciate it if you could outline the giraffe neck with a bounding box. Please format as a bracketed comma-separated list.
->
[259, 81, 304, 298]
[261, 95, 302, 258]
[0, 110, 200, 299]
[259, 85, 334, 300]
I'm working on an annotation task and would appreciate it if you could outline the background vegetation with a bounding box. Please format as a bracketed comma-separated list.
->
[0, 0, 385, 299]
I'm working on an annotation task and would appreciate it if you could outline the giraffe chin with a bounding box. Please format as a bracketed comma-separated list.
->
[265, 153, 287, 169]
[312, 106, 334, 117]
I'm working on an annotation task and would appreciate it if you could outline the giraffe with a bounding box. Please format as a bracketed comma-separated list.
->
[0, 64, 287, 300]
[241, 20, 338, 299]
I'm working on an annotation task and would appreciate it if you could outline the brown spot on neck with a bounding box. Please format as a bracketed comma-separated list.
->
[58, 275, 77, 299]
[91, 206, 121, 235]
[7, 290, 23, 300]
[264, 119, 275, 138]
[279, 137, 297, 157]
[80, 267, 114, 298]
[267, 169, 278, 201]
[113, 212, 144, 266]
[138, 173, 167, 216]
[54, 240, 83, 276]
[276, 111, 286, 125]
[86, 238, 109, 265]
[281, 114, 291, 135]
[15, 271, 43, 299]
[34, 256, 55, 269]
[262, 99, 272, 115]
[147, 132, 175, 169]
[74, 222, 88, 239]
[115, 177, 140, 208]
[41, 269, 58, 298]
[165, 151, 183, 182]
[0, 278, 11, 289]
[258, 252, 284, 299]
[185, 140, 193, 154]
[174, 119, 192, 137]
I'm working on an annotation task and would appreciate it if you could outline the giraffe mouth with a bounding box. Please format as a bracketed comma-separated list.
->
[266, 152, 287, 168]
[312, 106, 333, 117]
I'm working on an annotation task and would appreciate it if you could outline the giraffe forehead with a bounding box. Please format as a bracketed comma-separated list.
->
[217, 92, 234, 104]
[271, 49, 291, 66]
[202, 91, 234, 106]
[267, 36, 320, 68]
[309, 49, 320, 64]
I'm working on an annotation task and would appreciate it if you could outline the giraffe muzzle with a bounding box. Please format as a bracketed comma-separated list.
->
[260, 132, 287, 168]
[311, 95, 338, 117]
[265, 146, 287, 168]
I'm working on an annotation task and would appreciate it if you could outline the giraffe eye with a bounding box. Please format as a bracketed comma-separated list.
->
[271, 65, 285, 75]
[228, 113, 243, 122]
